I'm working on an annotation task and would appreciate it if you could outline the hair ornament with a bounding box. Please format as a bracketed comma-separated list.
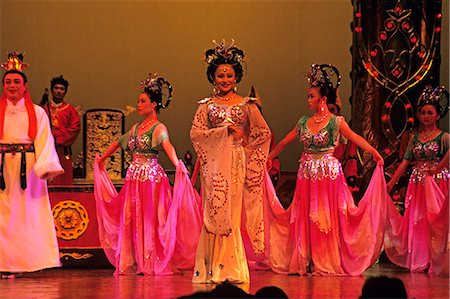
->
[418, 85, 449, 118]
[140, 73, 173, 110]
[205, 39, 244, 66]
[1, 51, 29, 71]
[307, 64, 341, 91]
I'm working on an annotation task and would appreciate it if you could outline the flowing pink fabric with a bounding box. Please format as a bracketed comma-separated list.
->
[269, 165, 388, 276]
[385, 175, 449, 275]
[171, 163, 203, 270]
[94, 155, 202, 275]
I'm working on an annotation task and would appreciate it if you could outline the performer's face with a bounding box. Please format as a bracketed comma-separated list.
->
[419, 104, 439, 126]
[214, 64, 236, 95]
[307, 87, 324, 111]
[51, 84, 67, 103]
[137, 92, 156, 116]
[3, 73, 27, 104]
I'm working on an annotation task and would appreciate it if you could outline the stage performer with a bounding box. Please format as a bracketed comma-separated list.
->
[40, 75, 80, 185]
[190, 40, 271, 283]
[267, 64, 387, 276]
[385, 85, 449, 275]
[94, 74, 201, 275]
[0, 52, 64, 278]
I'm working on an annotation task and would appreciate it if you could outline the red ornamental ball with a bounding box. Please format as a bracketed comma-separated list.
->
[437, 13, 442, 19]
[370, 50, 377, 57]
[402, 22, 410, 30]
[384, 148, 391, 154]
[435, 27, 441, 33]
[381, 114, 390, 122]
[356, 12, 362, 18]
[410, 36, 417, 43]
[380, 33, 387, 40]
[407, 117, 414, 123]
[404, 103, 412, 109]
[384, 102, 392, 108]
[387, 21, 394, 29]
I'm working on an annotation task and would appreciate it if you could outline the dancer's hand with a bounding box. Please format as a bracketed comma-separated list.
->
[373, 151, 384, 166]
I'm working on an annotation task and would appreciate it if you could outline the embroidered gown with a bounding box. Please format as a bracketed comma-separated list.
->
[384, 131, 449, 275]
[270, 114, 388, 276]
[190, 97, 271, 283]
[94, 122, 201, 275]
[0, 99, 64, 272]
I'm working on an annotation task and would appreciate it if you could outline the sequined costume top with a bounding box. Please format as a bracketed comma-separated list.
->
[207, 100, 249, 146]
[296, 115, 345, 181]
[403, 131, 449, 184]
[118, 122, 169, 182]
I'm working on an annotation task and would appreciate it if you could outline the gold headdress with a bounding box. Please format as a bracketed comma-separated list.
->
[1, 51, 29, 71]
[205, 39, 245, 66]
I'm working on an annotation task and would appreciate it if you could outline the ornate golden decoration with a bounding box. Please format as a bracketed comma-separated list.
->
[52, 200, 90, 240]
[85, 109, 125, 181]
[59, 252, 93, 260]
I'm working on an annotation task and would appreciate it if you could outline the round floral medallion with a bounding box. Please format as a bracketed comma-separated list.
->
[52, 200, 90, 240]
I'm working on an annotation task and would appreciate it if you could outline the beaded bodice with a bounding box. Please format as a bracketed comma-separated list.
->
[298, 115, 343, 153]
[207, 101, 248, 129]
[126, 123, 159, 156]
[405, 131, 447, 162]
[404, 131, 449, 184]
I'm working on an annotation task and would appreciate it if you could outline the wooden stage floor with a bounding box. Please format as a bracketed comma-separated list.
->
[0, 263, 448, 298]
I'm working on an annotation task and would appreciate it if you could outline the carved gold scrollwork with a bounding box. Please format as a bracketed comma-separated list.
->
[59, 252, 94, 260]
[52, 200, 90, 240]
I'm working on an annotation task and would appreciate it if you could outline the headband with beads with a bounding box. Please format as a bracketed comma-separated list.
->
[418, 85, 449, 118]
[140, 73, 173, 110]
[307, 64, 341, 91]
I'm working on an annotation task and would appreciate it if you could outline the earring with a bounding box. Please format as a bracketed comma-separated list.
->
[234, 86, 238, 93]
[320, 106, 325, 112]
[213, 87, 219, 95]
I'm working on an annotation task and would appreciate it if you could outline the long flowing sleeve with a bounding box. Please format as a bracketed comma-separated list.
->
[33, 105, 64, 179]
[190, 100, 233, 235]
[242, 100, 271, 254]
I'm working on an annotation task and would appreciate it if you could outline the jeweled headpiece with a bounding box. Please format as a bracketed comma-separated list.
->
[140, 73, 173, 110]
[307, 64, 341, 90]
[205, 39, 245, 66]
[418, 85, 449, 117]
[1, 51, 29, 71]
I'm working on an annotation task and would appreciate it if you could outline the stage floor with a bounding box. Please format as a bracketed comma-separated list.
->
[0, 263, 448, 298]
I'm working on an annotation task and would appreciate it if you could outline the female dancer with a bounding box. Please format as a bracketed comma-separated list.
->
[267, 64, 386, 276]
[385, 85, 449, 275]
[94, 74, 201, 275]
[190, 40, 271, 283]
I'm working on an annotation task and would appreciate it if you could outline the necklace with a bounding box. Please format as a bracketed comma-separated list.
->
[216, 93, 237, 102]
[140, 118, 156, 129]
[420, 128, 437, 140]
[313, 112, 329, 123]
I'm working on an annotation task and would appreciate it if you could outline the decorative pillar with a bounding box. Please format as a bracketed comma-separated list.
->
[351, 0, 442, 200]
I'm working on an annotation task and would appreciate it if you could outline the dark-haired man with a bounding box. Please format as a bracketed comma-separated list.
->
[41, 75, 80, 185]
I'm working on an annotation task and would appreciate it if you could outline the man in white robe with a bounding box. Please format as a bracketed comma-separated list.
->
[0, 66, 64, 278]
